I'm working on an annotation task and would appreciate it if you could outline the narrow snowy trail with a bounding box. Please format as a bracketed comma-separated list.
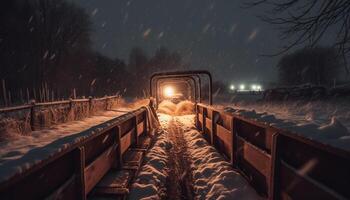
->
[130, 113, 263, 200]
[164, 117, 194, 200]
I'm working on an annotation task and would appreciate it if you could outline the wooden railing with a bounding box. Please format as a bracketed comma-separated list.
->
[1, 102, 349, 199]
[196, 103, 350, 200]
[0, 95, 121, 131]
[0, 106, 148, 200]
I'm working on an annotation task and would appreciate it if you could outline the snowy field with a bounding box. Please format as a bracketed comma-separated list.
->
[217, 93, 350, 151]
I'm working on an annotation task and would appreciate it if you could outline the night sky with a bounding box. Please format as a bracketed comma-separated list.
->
[71, 0, 283, 83]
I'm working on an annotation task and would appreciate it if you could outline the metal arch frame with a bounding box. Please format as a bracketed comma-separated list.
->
[157, 74, 202, 102]
[150, 70, 212, 107]
[153, 75, 199, 106]
[156, 77, 198, 104]
[152, 74, 206, 106]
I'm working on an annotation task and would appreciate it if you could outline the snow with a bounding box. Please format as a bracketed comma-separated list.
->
[218, 94, 350, 151]
[176, 115, 263, 200]
[0, 110, 135, 182]
[158, 100, 194, 115]
[129, 113, 263, 199]
[129, 125, 172, 200]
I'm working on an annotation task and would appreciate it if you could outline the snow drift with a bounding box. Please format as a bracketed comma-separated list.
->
[176, 115, 263, 200]
[128, 131, 172, 200]
[158, 100, 194, 116]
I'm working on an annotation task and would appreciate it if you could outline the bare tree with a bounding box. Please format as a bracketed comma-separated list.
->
[245, 0, 350, 73]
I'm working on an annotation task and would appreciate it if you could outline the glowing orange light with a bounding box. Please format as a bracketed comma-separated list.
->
[164, 86, 175, 98]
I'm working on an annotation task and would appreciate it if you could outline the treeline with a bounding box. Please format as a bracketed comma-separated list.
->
[277, 47, 345, 86]
[0, 0, 186, 105]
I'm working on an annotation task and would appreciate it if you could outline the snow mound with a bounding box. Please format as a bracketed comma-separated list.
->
[221, 103, 350, 151]
[129, 131, 170, 200]
[158, 100, 194, 116]
[176, 116, 263, 200]
[175, 100, 194, 115]
[158, 100, 177, 115]
[318, 117, 349, 139]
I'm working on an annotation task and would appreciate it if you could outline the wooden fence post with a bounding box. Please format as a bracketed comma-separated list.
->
[230, 117, 236, 167]
[231, 117, 238, 168]
[116, 126, 123, 169]
[88, 96, 93, 115]
[269, 133, 280, 200]
[30, 100, 36, 131]
[33, 88, 37, 101]
[77, 147, 86, 200]
[26, 88, 30, 103]
[133, 116, 138, 147]
[211, 110, 219, 146]
[20, 89, 24, 103]
[8, 91, 11, 106]
[2, 79, 8, 106]
[73, 88, 76, 99]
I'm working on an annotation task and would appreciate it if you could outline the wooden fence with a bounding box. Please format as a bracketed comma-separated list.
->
[196, 103, 350, 200]
[0, 95, 121, 132]
[0, 106, 149, 199]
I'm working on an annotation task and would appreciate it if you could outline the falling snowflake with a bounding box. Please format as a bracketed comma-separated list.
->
[91, 8, 99, 17]
[90, 79, 97, 86]
[50, 54, 56, 60]
[247, 28, 259, 42]
[202, 23, 211, 33]
[43, 51, 49, 59]
[229, 24, 237, 35]
[143, 28, 152, 38]
[28, 16, 33, 24]
[158, 32, 164, 39]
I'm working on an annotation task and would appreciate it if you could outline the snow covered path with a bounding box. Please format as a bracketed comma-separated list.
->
[129, 114, 263, 200]
[164, 116, 194, 200]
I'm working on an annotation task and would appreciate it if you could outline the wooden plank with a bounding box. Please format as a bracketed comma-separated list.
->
[236, 136, 271, 196]
[136, 111, 146, 123]
[237, 136, 271, 178]
[278, 162, 344, 200]
[83, 129, 116, 165]
[198, 113, 203, 123]
[137, 121, 145, 136]
[84, 144, 117, 194]
[120, 130, 133, 155]
[235, 118, 272, 153]
[216, 124, 232, 158]
[119, 117, 135, 136]
[205, 118, 212, 132]
[0, 149, 79, 200]
[276, 133, 350, 199]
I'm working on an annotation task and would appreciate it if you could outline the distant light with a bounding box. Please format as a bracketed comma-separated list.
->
[230, 84, 235, 90]
[256, 85, 262, 91]
[239, 84, 245, 91]
[164, 86, 175, 98]
[251, 84, 257, 91]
